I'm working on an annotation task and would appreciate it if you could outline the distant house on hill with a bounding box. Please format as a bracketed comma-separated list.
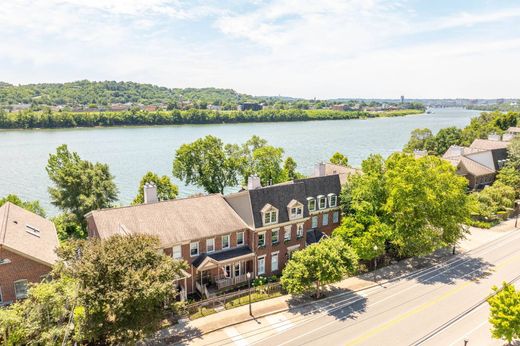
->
[237, 103, 262, 111]
[442, 135, 510, 189]
[0, 203, 58, 305]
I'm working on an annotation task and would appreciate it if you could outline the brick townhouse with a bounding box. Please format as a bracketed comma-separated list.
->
[86, 166, 342, 298]
[0, 202, 59, 305]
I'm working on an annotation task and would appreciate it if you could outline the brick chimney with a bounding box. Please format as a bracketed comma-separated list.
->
[487, 134, 501, 141]
[314, 162, 326, 177]
[144, 182, 158, 204]
[247, 175, 261, 190]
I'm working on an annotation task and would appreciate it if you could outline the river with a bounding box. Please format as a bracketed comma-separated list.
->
[0, 108, 480, 215]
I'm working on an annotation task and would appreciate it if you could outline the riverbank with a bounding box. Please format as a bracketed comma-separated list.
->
[0, 108, 424, 129]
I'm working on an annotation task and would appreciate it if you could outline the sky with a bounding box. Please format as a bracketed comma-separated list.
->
[1, 0, 520, 99]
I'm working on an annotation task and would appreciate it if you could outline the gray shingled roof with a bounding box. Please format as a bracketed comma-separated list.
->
[241, 175, 341, 229]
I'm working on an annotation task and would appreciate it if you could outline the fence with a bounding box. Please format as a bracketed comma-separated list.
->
[184, 282, 283, 318]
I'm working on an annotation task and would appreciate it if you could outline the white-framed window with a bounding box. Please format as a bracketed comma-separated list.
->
[206, 238, 215, 253]
[172, 245, 182, 259]
[333, 211, 339, 223]
[237, 231, 244, 246]
[271, 252, 279, 272]
[14, 280, 28, 300]
[0, 258, 11, 265]
[26, 224, 40, 237]
[318, 195, 327, 209]
[284, 226, 291, 241]
[190, 242, 199, 257]
[328, 194, 337, 207]
[290, 206, 303, 219]
[312, 216, 318, 228]
[258, 232, 266, 247]
[258, 256, 266, 275]
[262, 206, 278, 226]
[0, 286, 3, 303]
[272, 229, 279, 244]
[234, 263, 241, 277]
[297, 223, 304, 238]
[222, 234, 230, 249]
[307, 197, 316, 211]
[323, 213, 329, 226]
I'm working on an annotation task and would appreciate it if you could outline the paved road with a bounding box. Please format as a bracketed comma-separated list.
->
[180, 230, 520, 346]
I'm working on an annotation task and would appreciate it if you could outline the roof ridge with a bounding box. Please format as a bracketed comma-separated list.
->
[0, 202, 10, 245]
[89, 193, 221, 214]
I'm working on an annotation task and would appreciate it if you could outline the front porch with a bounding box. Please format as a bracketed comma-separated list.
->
[192, 247, 255, 298]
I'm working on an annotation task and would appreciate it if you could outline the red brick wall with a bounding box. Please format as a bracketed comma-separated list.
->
[0, 248, 52, 303]
[251, 209, 342, 277]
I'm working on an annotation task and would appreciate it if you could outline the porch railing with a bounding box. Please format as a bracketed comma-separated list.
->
[215, 274, 248, 290]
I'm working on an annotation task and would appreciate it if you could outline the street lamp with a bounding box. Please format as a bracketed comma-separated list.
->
[463, 338, 469, 346]
[373, 245, 378, 282]
[246, 272, 252, 316]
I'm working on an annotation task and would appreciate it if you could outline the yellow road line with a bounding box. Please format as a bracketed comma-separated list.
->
[344, 252, 520, 346]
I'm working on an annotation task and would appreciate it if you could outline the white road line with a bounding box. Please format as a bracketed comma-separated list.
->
[447, 319, 489, 346]
[265, 314, 294, 333]
[224, 327, 250, 346]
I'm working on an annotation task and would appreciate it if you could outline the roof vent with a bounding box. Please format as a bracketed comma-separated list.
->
[26, 224, 40, 237]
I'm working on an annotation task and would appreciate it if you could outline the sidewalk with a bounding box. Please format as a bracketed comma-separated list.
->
[147, 222, 516, 345]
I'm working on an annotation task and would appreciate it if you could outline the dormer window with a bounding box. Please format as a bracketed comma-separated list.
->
[261, 204, 278, 226]
[307, 197, 316, 212]
[328, 193, 337, 208]
[318, 195, 327, 209]
[287, 199, 303, 220]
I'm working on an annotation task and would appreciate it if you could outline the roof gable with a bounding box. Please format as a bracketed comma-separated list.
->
[0, 202, 58, 265]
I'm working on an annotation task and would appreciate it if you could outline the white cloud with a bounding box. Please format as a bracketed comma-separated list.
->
[0, 0, 519, 98]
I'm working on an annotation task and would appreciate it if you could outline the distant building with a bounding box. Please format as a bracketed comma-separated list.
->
[237, 103, 262, 111]
[331, 104, 350, 111]
[207, 105, 222, 111]
[400, 95, 404, 103]
[442, 135, 510, 190]
[143, 105, 158, 112]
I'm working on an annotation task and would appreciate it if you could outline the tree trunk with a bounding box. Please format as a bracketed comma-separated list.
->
[315, 281, 321, 299]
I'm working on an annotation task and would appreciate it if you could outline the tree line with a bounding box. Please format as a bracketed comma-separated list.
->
[0, 80, 426, 111]
[0, 108, 424, 129]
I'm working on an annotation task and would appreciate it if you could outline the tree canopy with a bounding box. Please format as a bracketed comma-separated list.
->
[334, 153, 471, 259]
[281, 238, 358, 298]
[488, 282, 520, 344]
[0, 193, 46, 217]
[329, 152, 349, 166]
[46, 145, 118, 228]
[132, 171, 178, 205]
[172, 135, 240, 194]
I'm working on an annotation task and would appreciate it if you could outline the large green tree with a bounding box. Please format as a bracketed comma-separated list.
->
[329, 152, 349, 166]
[488, 282, 520, 344]
[0, 194, 46, 217]
[46, 144, 118, 227]
[172, 135, 240, 194]
[132, 171, 178, 205]
[335, 153, 471, 259]
[281, 238, 358, 298]
[55, 235, 188, 345]
[404, 128, 434, 153]
[384, 153, 470, 256]
[251, 145, 286, 186]
[283, 157, 305, 180]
